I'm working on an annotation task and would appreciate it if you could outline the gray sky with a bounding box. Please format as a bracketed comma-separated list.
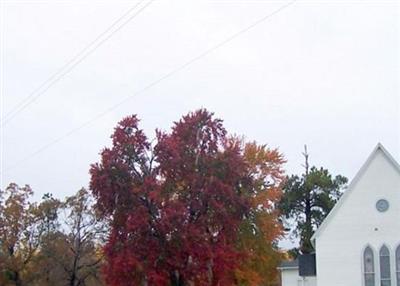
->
[1, 0, 399, 209]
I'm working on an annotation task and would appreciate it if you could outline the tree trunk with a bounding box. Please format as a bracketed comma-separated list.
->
[303, 197, 313, 254]
[302, 145, 314, 254]
[12, 271, 23, 286]
[170, 270, 185, 286]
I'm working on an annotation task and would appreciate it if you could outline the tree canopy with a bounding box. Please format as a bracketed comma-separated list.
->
[279, 146, 348, 255]
[0, 185, 105, 286]
[90, 109, 285, 286]
[1, 109, 288, 286]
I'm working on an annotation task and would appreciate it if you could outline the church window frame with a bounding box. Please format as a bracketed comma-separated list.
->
[379, 245, 391, 286]
[395, 245, 400, 286]
[364, 245, 376, 286]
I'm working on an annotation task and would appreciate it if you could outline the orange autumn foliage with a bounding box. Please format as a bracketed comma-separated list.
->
[234, 142, 286, 286]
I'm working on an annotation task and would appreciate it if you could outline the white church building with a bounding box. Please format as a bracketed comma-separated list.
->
[279, 143, 400, 286]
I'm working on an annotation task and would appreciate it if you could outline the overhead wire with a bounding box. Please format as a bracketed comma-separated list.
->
[1, 0, 297, 174]
[1, 0, 154, 126]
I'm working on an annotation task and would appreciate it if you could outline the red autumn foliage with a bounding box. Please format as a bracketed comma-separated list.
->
[90, 109, 283, 286]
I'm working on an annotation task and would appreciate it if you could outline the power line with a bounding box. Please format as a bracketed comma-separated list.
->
[2, 0, 297, 174]
[1, 0, 151, 125]
[0, 0, 154, 126]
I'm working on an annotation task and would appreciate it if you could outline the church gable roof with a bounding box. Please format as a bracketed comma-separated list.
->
[311, 143, 400, 244]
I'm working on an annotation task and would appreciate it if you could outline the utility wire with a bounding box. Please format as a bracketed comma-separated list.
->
[0, 0, 153, 126]
[2, 0, 297, 174]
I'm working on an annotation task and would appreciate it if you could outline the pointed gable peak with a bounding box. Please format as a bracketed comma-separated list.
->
[372, 143, 400, 171]
[311, 143, 400, 244]
[338, 142, 400, 194]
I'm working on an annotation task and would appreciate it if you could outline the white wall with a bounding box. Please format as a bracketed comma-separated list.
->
[281, 269, 317, 286]
[281, 268, 300, 286]
[315, 149, 400, 286]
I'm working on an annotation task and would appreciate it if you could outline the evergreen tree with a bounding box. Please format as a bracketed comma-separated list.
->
[279, 146, 348, 255]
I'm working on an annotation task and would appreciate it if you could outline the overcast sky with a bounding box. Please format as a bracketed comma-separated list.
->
[1, 0, 399, 211]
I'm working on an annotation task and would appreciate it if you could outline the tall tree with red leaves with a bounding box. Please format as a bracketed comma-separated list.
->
[90, 109, 283, 286]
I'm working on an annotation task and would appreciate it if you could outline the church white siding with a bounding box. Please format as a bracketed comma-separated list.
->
[280, 268, 317, 286]
[281, 268, 300, 286]
[314, 147, 400, 286]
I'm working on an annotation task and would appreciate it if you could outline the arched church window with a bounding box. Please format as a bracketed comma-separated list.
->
[380, 245, 391, 286]
[396, 245, 400, 286]
[364, 246, 376, 286]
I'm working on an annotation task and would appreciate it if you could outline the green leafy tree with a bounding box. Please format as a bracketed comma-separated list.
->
[279, 146, 348, 255]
